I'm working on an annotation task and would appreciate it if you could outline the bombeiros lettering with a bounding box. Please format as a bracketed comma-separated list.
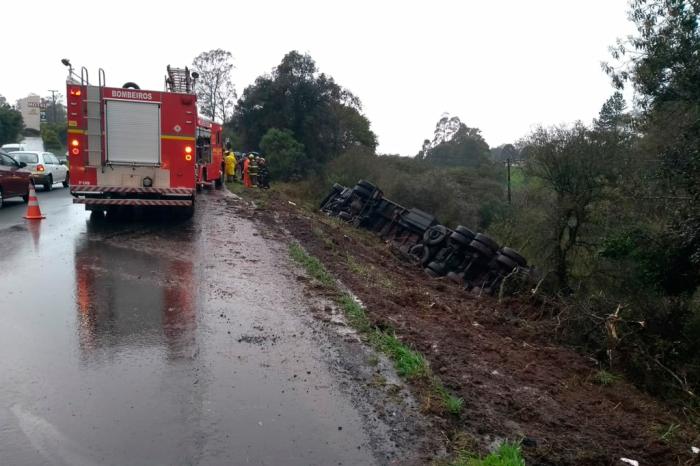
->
[110, 89, 153, 100]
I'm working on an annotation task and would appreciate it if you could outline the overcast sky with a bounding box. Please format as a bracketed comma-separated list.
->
[2, 0, 634, 155]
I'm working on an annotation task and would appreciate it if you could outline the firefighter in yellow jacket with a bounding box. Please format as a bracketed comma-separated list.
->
[224, 151, 237, 183]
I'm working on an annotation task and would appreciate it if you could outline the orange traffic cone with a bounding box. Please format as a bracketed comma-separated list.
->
[23, 183, 45, 220]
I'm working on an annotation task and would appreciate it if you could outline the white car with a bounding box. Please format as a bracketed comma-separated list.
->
[1, 143, 26, 153]
[10, 151, 68, 191]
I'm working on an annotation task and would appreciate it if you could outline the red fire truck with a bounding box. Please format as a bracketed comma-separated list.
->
[195, 116, 224, 191]
[65, 63, 223, 216]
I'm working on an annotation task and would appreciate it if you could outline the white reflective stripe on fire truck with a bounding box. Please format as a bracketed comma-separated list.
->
[105, 100, 160, 165]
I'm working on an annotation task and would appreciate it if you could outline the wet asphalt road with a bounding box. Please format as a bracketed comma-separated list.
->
[0, 188, 377, 465]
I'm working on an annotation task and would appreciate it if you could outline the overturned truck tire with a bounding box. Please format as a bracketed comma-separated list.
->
[473, 233, 499, 252]
[496, 254, 518, 272]
[449, 231, 472, 248]
[500, 247, 527, 267]
[469, 239, 494, 259]
[423, 225, 449, 246]
[408, 244, 433, 266]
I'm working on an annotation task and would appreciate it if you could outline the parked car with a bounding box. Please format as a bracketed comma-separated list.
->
[9, 151, 68, 191]
[0, 149, 31, 207]
[1, 143, 26, 153]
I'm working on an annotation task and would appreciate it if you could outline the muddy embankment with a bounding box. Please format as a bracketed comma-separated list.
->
[231, 186, 700, 466]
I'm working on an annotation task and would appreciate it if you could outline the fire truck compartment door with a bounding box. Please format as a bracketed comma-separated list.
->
[106, 100, 160, 165]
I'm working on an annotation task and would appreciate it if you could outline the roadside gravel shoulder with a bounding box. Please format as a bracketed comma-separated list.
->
[216, 188, 441, 465]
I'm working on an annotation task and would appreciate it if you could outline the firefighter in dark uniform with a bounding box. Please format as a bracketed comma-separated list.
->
[258, 157, 270, 189]
[248, 155, 259, 187]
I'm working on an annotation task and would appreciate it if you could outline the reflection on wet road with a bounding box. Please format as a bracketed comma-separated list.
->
[0, 190, 376, 465]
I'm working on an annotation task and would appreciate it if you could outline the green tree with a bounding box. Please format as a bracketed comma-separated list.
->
[259, 128, 307, 181]
[192, 49, 236, 123]
[0, 98, 23, 146]
[594, 92, 628, 133]
[605, 0, 700, 266]
[523, 123, 611, 288]
[231, 51, 376, 174]
[418, 115, 491, 167]
[41, 125, 62, 151]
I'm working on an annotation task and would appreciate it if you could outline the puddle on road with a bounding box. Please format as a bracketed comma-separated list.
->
[0, 192, 385, 466]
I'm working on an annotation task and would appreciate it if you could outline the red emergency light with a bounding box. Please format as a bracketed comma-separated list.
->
[71, 138, 80, 155]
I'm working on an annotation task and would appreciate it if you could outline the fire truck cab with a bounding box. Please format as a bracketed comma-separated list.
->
[65, 64, 203, 217]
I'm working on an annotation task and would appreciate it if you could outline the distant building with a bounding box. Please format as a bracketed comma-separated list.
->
[16, 94, 43, 131]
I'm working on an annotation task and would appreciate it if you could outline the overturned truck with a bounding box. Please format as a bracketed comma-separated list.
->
[320, 180, 536, 296]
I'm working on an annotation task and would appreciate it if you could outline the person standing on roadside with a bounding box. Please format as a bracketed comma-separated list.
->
[248, 154, 259, 187]
[258, 158, 270, 189]
[236, 153, 244, 181]
[243, 154, 253, 188]
[224, 150, 236, 183]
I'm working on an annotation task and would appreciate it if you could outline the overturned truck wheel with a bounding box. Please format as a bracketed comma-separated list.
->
[423, 225, 449, 246]
[500, 247, 527, 267]
[408, 244, 424, 264]
[409, 244, 435, 266]
[469, 239, 494, 259]
[449, 231, 472, 248]
[473, 233, 499, 252]
[495, 254, 518, 272]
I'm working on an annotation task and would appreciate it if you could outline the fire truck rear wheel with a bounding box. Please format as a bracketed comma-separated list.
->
[215, 172, 223, 189]
[89, 209, 105, 221]
[182, 198, 195, 219]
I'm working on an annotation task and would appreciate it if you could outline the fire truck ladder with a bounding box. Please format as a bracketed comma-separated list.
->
[166, 65, 192, 93]
[85, 68, 106, 167]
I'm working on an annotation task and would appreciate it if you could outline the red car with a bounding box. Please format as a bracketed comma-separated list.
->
[0, 149, 31, 207]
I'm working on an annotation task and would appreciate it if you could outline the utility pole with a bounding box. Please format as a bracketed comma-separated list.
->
[506, 158, 512, 204]
[48, 89, 58, 124]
